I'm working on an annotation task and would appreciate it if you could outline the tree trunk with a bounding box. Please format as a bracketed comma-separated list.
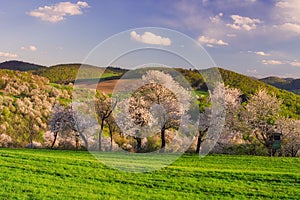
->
[80, 132, 88, 150]
[75, 133, 80, 150]
[160, 128, 166, 152]
[110, 131, 113, 151]
[196, 128, 208, 154]
[107, 120, 114, 151]
[30, 138, 33, 148]
[98, 119, 104, 151]
[196, 132, 203, 154]
[136, 137, 142, 153]
[51, 132, 58, 149]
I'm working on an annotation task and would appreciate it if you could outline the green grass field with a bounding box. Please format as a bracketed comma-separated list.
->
[0, 149, 299, 199]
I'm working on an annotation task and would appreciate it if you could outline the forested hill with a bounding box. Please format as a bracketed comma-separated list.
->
[218, 68, 300, 118]
[0, 60, 46, 71]
[175, 68, 300, 118]
[33, 64, 126, 84]
[260, 76, 300, 95]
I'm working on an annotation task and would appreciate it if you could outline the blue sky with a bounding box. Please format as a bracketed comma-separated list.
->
[1, 0, 300, 78]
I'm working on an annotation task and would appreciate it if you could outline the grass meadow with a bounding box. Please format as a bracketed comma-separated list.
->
[0, 149, 299, 199]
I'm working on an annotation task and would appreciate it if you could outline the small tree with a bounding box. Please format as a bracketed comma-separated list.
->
[197, 85, 241, 153]
[49, 103, 96, 149]
[105, 115, 119, 151]
[197, 108, 211, 153]
[241, 89, 282, 155]
[49, 104, 68, 148]
[276, 117, 300, 157]
[95, 92, 117, 151]
[70, 103, 95, 149]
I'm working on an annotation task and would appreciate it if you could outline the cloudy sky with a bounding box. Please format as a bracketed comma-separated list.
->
[1, 0, 300, 78]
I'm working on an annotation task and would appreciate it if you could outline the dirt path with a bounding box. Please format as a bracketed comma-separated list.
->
[76, 79, 138, 94]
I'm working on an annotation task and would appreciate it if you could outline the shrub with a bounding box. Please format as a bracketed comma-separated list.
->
[0, 134, 13, 147]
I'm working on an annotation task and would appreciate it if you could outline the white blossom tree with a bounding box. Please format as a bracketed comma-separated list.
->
[49, 104, 69, 148]
[241, 89, 282, 153]
[196, 84, 241, 153]
[49, 103, 97, 149]
[197, 107, 211, 153]
[276, 117, 300, 157]
[115, 70, 194, 153]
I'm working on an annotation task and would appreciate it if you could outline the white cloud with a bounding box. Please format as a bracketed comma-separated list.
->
[198, 36, 228, 47]
[226, 34, 237, 37]
[276, 1, 291, 8]
[29, 45, 37, 51]
[210, 12, 223, 23]
[289, 61, 300, 67]
[275, 0, 300, 23]
[20, 45, 37, 51]
[227, 15, 262, 31]
[0, 52, 18, 58]
[262, 60, 284, 65]
[28, 1, 89, 23]
[254, 51, 270, 56]
[277, 23, 300, 34]
[77, 1, 88, 7]
[130, 31, 171, 46]
[273, 0, 300, 36]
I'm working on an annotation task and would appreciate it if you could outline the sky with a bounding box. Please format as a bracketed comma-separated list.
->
[1, 0, 300, 78]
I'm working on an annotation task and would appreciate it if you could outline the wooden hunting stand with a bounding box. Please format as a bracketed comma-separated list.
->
[267, 132, 282, 157]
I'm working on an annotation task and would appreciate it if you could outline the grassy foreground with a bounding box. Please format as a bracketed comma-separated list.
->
[0, 149, 299, 199]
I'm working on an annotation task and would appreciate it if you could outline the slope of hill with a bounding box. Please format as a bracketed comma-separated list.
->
[33, 64, 125, 84]
[260, 76, 288, 86]
[260, 76, 300, 95]
[174, 68, 300, 118]
[0, 60, 46, 71]
[0, 70, 71, 147]
[219, 68, 300, 118]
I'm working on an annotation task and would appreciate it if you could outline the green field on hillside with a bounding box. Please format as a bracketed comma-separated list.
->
[0, 149, 299, 199]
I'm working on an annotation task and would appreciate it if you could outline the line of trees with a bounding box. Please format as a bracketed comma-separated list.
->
[46, 71, 299, 156]
[0, 69, 299, 156]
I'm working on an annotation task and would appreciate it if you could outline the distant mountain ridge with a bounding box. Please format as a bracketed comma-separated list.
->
[260, 76, 300, 95]
[0, 60, 46, 71]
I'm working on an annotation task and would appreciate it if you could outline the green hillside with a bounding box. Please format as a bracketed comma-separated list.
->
[218, 68, 300, 118]
[99, 66, 300, 118]
[0, 60, 46, 71]
[168, 68, 300, 118]
[33, 64, 124, 84]
[0, 69, 71, 147]
[260, 76, 288, 86]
